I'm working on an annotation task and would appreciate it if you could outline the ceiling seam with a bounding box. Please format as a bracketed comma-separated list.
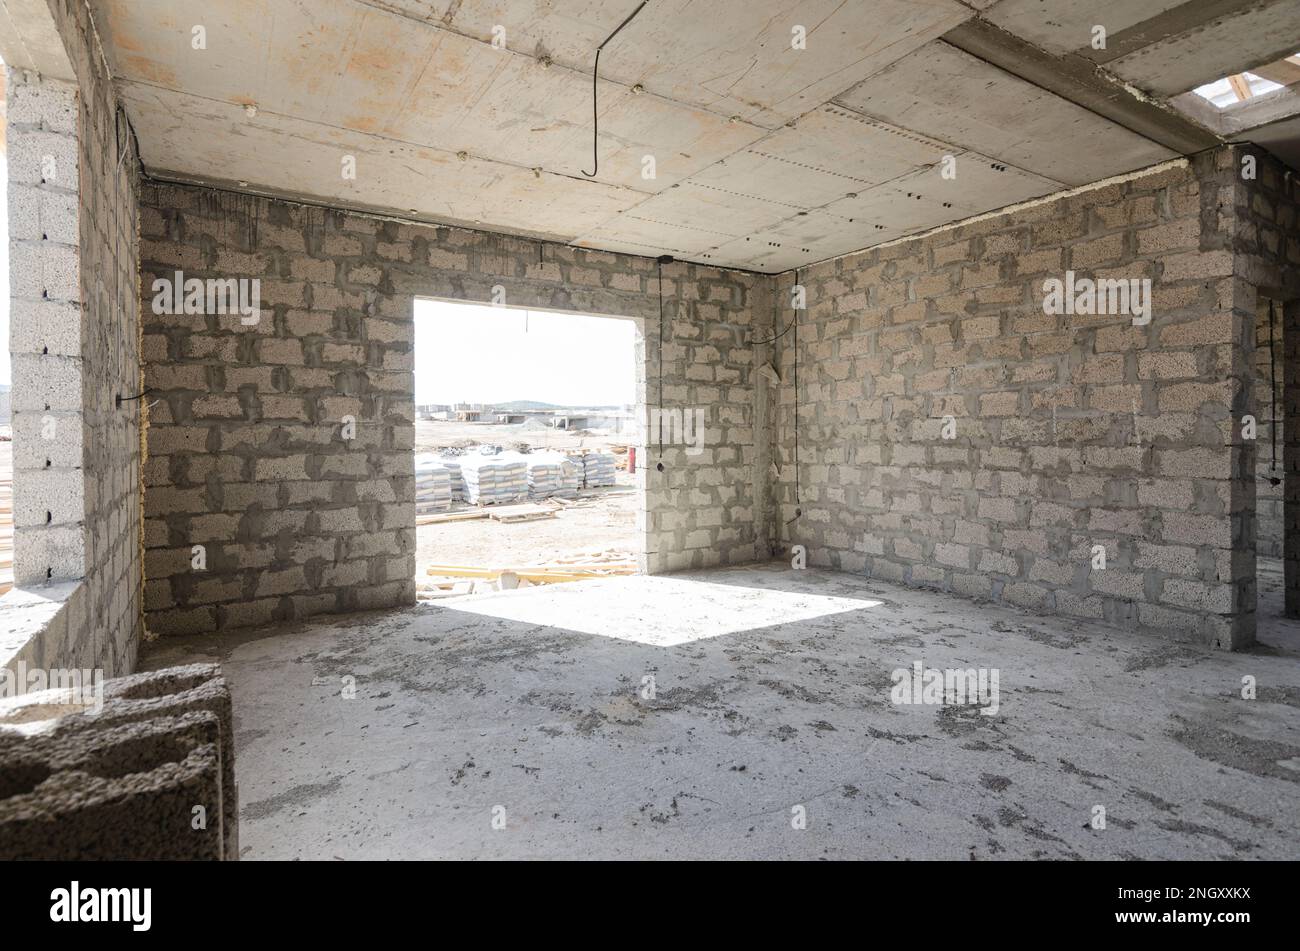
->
[114, 77, 654, 198]
[139, 168, 776, 278]
[782, 156, 1193, 276]
[345, 0, 783, 132]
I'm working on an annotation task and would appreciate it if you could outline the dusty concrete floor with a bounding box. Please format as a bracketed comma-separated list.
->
[142, 560, 1300, 860]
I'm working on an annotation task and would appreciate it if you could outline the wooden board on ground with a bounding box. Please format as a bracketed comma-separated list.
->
[0, 445, 12, 595]
[486, 503, 556, 523]
[425, 560, 635, 586]
[417, 509, 490, 526]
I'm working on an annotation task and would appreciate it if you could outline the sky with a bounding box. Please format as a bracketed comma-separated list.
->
[413, 298, 636, 407]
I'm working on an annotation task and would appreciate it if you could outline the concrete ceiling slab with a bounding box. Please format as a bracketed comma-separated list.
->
[1244, 111, 1300, 167]
[685, 146, 866, 212]
[929, 154, 1064, 215]
[826, 181, 974, 238]
[706, 227, 852, 273]
[119, 84, 642, 241]
[356, 0, 972, 129]
[759, 106, 952, 188]
[0, 0, 75, 80]
[835, 41, 1176, 187]
[599, 182, 797, 240]
[983, 0, 1190, 56]
[93, 0, 770, 191]
[86, 0, 1242, 273]
[575, 211, 736, 257]
[1107, 2, 1300, 96]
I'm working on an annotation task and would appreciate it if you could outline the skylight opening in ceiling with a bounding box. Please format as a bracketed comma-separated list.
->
[1191, 53, 1300, 108]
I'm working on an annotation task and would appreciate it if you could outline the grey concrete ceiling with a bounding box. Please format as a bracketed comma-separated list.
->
[86, 0, 1300, 272]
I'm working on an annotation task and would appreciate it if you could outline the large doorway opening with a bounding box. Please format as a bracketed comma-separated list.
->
[413, 299, 642, 598]
[1256, 292, 1298, 650]
[0, 60, 12, 598]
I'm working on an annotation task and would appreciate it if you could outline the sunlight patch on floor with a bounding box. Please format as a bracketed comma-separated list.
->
[431, 574, 880, 646]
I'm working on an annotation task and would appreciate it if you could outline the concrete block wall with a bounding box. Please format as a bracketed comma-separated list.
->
[3, 0, 143, 676]
[138, 183, 772, 635]
[774, 151, 1269, 648]
[6, 69, 84, 585]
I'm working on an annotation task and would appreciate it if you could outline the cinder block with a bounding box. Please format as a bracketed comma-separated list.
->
[0, 664, 237, 860]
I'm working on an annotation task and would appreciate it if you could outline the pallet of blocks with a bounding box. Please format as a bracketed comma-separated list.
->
[414, 454, 452, 516]
[558, 456, 582, 499]
[440, 458, 465, 501]
[526, 454, 562, 499]
[581, 451, 617, 487]
[459, 452, 528, 505]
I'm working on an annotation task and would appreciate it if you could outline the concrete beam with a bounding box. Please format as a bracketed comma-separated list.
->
[941, 17, 1221, 155]
[1106, 0, 1300, 97]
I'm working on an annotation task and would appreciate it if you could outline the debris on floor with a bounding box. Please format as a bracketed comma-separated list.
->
[420, 549, 636, 597]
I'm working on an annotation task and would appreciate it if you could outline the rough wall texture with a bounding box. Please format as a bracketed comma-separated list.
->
[134, 146, 1293, 647]
[4, 0, 142, 676]
[138, 182, 772, 636]
[1253, 296, 1284, 558]
[1229, 148, 1300, 617]
[0, 663, 236, 860]
[773, 151, 1280, 649]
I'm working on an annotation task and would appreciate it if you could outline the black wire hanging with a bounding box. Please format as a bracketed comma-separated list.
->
[751, 268, 800, 346]
[581, 1, 649, 177]
[654, 254, 673, 471]
[791, 271, 801, 521]
[1269, 299, 1281, 485]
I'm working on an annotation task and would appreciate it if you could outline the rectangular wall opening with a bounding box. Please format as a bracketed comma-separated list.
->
[0, 58, 11, 599]
[412, 298, 643, 598]
[1261, 293, 1299, 652]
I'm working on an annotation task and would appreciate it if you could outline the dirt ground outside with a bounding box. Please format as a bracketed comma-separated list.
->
[414, 418, 640, 585]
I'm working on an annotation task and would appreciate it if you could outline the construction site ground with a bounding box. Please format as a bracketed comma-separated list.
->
[414, 419, 639, 583]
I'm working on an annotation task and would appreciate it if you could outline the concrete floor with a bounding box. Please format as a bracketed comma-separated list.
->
[142, 560, 1300, 860]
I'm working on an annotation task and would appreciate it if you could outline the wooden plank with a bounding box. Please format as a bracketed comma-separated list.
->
[1251, 59, 1300, 88]
[425, 562, 636, 584]
[487, 503, 556, 523]
[417, 509, 490, 525]
[1227, 73, 1253, 102]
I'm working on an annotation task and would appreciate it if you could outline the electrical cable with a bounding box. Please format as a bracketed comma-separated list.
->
[116, 389, 154, 408]
[655, 254, 673, 469]
[750, 269, 800, 345]
[1269, 299, 1280, 485]
[580, 1, 649, 178]
[792, 272, 800, 517]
